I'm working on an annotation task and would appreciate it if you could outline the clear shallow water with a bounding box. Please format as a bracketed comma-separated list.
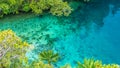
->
[55, 5, 120, 66]
[0, 2, 120, 67]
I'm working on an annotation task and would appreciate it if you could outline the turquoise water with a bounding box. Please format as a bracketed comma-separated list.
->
[0, 1, 120, 67]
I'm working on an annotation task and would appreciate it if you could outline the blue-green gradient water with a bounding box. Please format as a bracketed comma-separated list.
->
[0, 1, 120, 67]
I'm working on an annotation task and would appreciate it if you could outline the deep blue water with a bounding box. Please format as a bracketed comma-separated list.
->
[0, 1, 120, 67]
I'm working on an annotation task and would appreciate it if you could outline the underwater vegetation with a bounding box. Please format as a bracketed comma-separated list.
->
[0, 29, 119, 68]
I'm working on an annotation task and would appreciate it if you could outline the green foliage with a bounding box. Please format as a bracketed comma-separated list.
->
[0, 29, 55, 68]
[27, 60, 53, 68]
[0, 0, 97, 18]
[22, 4, 31, 12]
[29, 0, 43, 14]
[76, 58, 119, 68]
[60, 64, 72, 68]
[50, 0, 72, 16]
[7, 0, 24, 14]
[0, 3, 10, 14]
[0, 0, 72, 18]
[29, 0, 72, 16]
[0, 29, 29, 68]
[39, 50, 60, 65]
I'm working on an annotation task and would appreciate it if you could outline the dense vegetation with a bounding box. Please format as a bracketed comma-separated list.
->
[0, 0, 72, 18]
[0, 0, 94, 18]
[0, 29, 29, 68]
[0, 30, 119, 68]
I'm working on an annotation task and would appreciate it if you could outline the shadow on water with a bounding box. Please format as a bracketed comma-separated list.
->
[54, 0, 120, 67]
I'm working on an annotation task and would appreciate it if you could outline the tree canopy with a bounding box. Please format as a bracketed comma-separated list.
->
[0, 0, 72, 18]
